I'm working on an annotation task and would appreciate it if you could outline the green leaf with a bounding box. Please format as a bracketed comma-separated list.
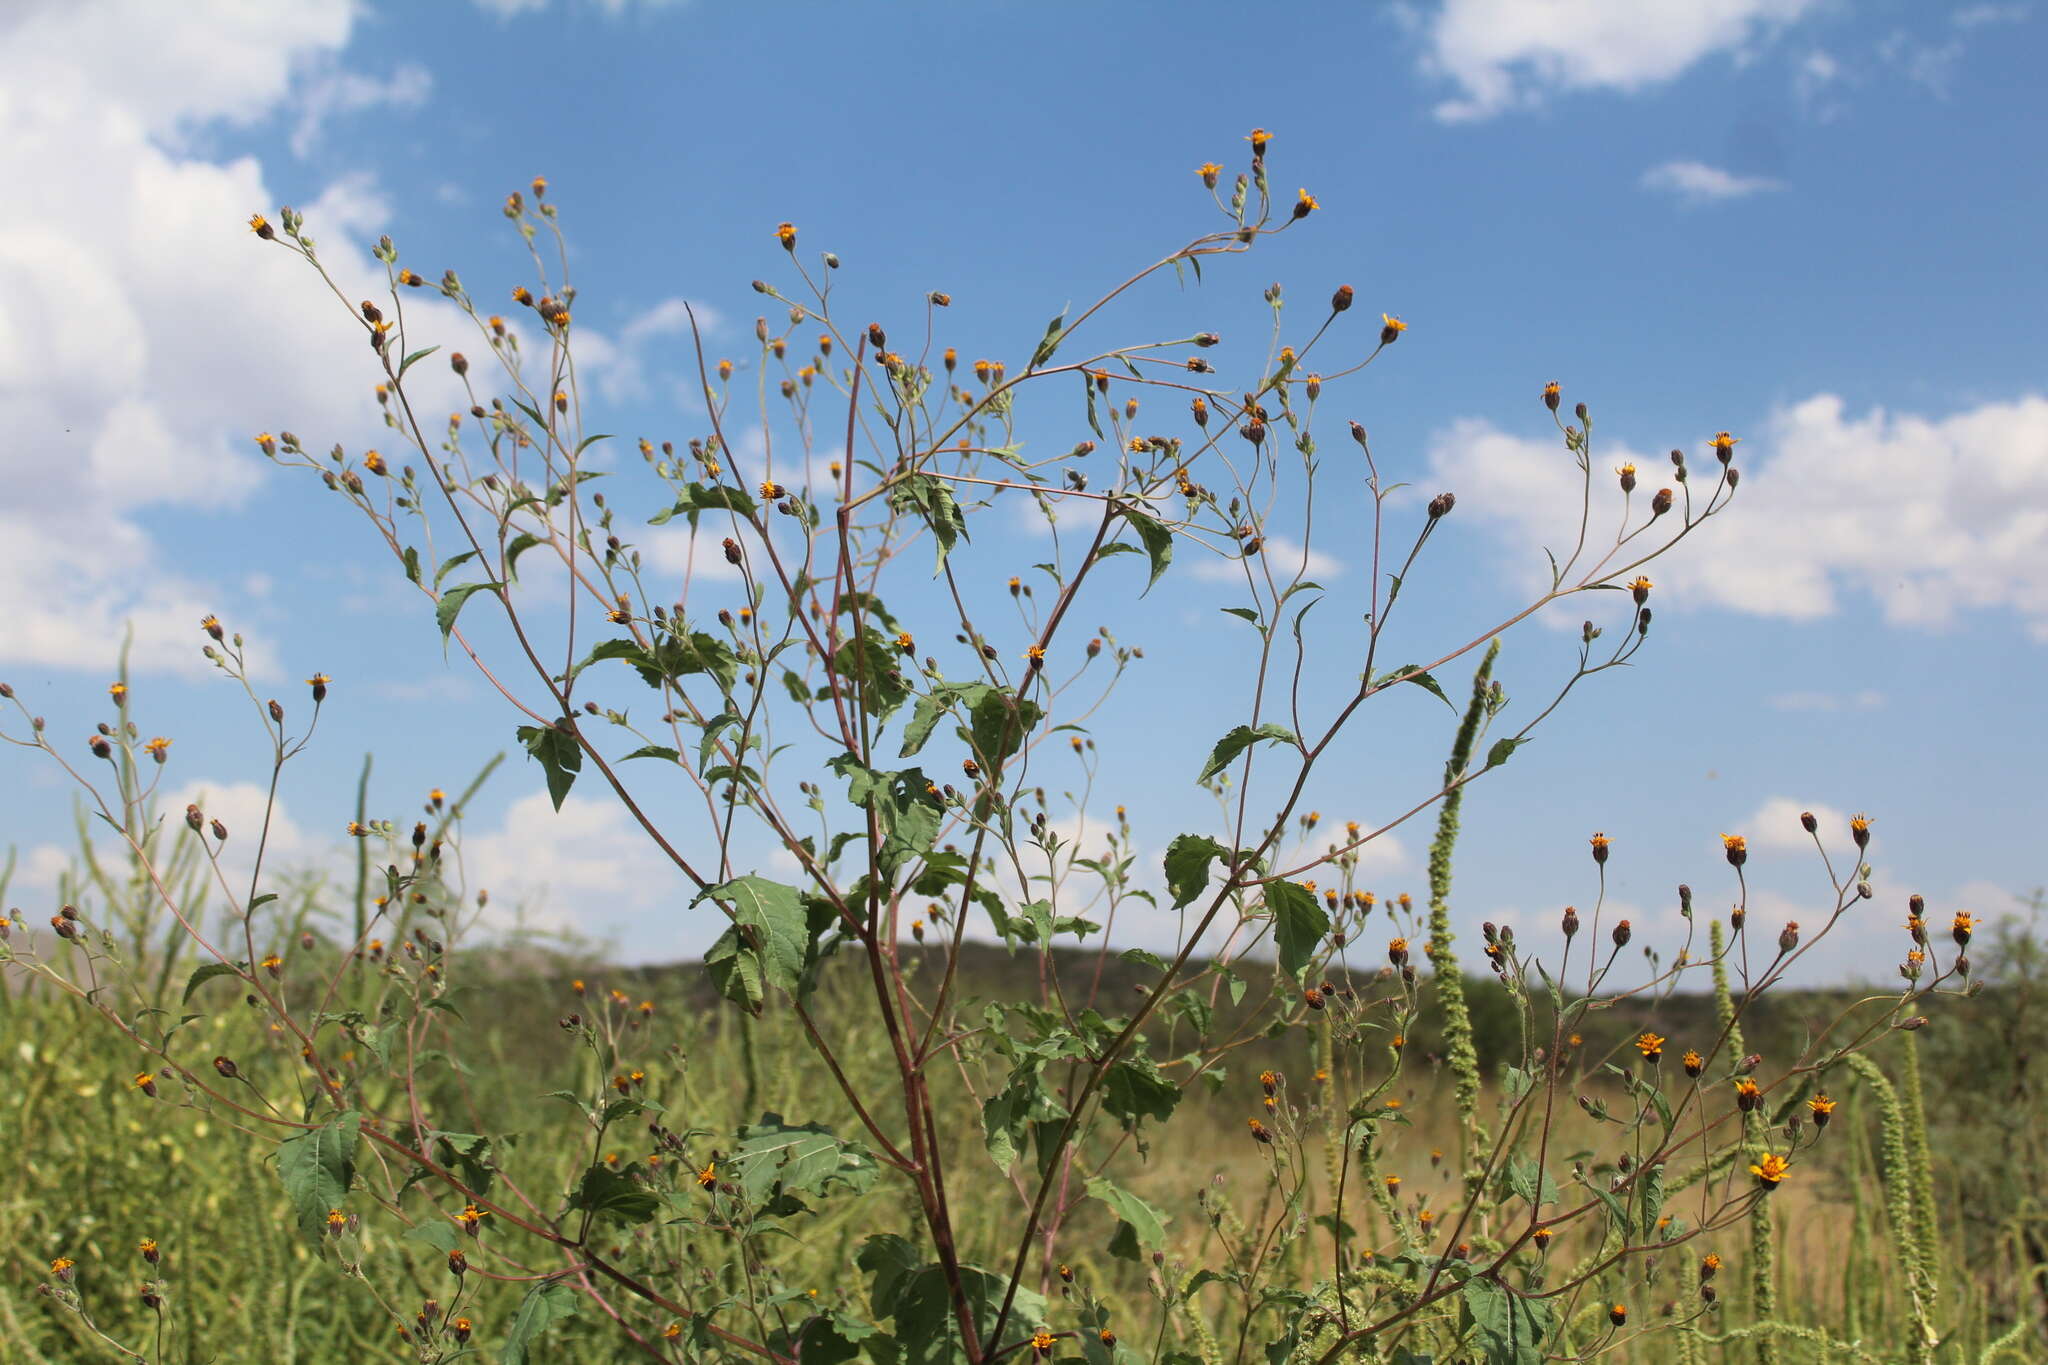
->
[1266, 879, 1329, 984]
[1102, 1055, 1178, 1126]
[648, 482, 758, 526]
[1461, 1276, 1552, 1365]
[515, 722, 581, 810]
[1028, 308, 1068, 369]
[404, 1220, 461, 1254]
[181, 959, 249, 1005]
[402, 546, 421, 584]
[1196, 722, 1298, 784]
[569, 1161, 657, 1225]
[1086, 1176, 1169, 1260]
[855, 1241, 1047, 1365]
[278, 1112, 360, 1241]
[500, 1276, 580, 1365]
[504, 532, 545, 580]
[1163, 834, 1228, 909]
[1586, 1179, 1635, 1242]
[1504, 1156, 1558, 1210]
[433, 550, 478, 588]
[436, 581, 502, 640]
[698, 876, 808, 1015]
[620, 744, 679, 763]
[397, 344, 439, 379]
[967, 685, 1042, 766]
[1374, 664, 1454, 710]
[888, 475, 971, 574]
[1125, 510, 1173, 595]
[1486, 737, 1524, 769]
[728, 1116, 878, 1205]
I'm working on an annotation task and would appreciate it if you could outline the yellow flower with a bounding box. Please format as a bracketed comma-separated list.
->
[759, 480, 787, 500]
[1380, 313, 1407, 339]
[774, 221, 797, 249]
[1750, 1151, 1790, 1188]
[109, 681, 129, 702]
[697, 1161, 717, 1189]
[1808, 1093, 1837, 1126]
[1196, 161, 1222, 187]
[1024, 643, 1046, 664]
[1682, 1049, 1704, 1077]
[1708, 431, 1741, 457]
[1294, 187, 1319, 218]
[1634, 1031, 1665, 1061]
[1245, 127, 1271, 155]
[248, 213, 274, 239]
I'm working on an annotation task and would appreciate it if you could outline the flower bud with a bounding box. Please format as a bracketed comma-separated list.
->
[1332, 284, 1354, 312]
[1778, 921, 1800, 954]
[1651, 487, 1673, 516]
[1427, 492, 1455, 520]
[1612, 919, 1631, 948]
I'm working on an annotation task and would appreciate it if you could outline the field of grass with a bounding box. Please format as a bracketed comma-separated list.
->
[5, 922, 2045, 1363]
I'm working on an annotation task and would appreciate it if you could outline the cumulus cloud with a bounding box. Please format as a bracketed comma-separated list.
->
[1640, 160, 1785, 203]
[577, 296, 722, 405]
[1413, 0, 1818, 122]
[290, 61, 433, 158]
[0, 1, 469, 679]
[1187, 535, 1343, 585]
[1426, 392, 2048, 637]
[1734, 796, 1850, 852]
[461, 790, 696, 954]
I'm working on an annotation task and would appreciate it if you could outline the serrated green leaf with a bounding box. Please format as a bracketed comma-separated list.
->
[182, 959, 249, 1005]
[1196, 722, 1298, 784]
[436, 581, 502, 640]
[1374, 664, 1454, 710]
[1086, 1176, 1169, 1260]
[569, 1161, 657, 1225]
[1125, 510, 1173, 595]
[698, 876, 808, 1015]
[1267, 879, 1329, 983]
[515, 722, 581, 810]
[278, 1112, 359, 1241]
[1163, 834, 1227, 909]
[500, 1276, 580, 1365]
[1486, 737, 1524, 768]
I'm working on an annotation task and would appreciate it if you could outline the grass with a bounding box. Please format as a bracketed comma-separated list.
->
[3, 932, 2044, 1362]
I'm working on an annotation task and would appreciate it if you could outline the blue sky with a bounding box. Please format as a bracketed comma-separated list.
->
[3, 0, 2044, 985]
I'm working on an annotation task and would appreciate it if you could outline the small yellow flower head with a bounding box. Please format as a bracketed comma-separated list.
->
[1953, 911, 1979, 947]
[1260, 1069, 1279, 1095]
[759, 480, 787, 500]
[248, 213, 274, 239]
[454, 1203, 488, 1235]
[363, 450, 388, 477]
[1293, 188, 1319, 219]
[1542, 381, 1562, 411]
[1384, 1173, 1401, 1193]
[1387, 936, 1410, 967]
[1682, 1048, 1704, 1077]
[325, 1208, 350, 1235]
[1629, 575, 1652, 605]
[697, 1161, 717, 1189]
[1609, 1303, 1628, 1327]
[138, 1237, 159, 1264]
[1708, 430, 1741, 461]
[51, 1256, 76, 1282]
[1848, 812, 1871, 847]
[109, 680, 129, 702]
[775, 221, 797, 250]
[1031, 1331, 1057, 1357]
[1721, 832, 1747, 867]
[261, 953, 283, 977]
[1532, 1226, 1553, 1248]
[1700, 1252, 1722, 1278]
[1024, 643, 1046, 666]
[1197, 161, 1223, 188]
[1734, 1076, 1762, 1111]
[664, 1322, 684, 1341]
[1245, 128, 1271, 155]
[1247, 1117, 1273, 1143]
[1808, 1093, 1837, 1127]
[306, 673, 331, 703]
[1635, 1031, 1665, 1062]
[133, 1071, 158, 1097]
[1750, 1151, 1790, 1188]
[1380, 313, 1407, 345]
[1589, 831, 1610, 865]
[452, 1317, 473, 1345]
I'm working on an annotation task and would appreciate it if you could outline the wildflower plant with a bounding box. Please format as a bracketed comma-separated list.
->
[0, 139, 1981, 1362]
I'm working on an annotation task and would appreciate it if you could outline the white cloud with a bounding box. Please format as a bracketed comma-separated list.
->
[470, 0, 687, 14]
[1640, 160, 1784, 203]
[1735, 796, 1849, 852]
[578, 296, 721, 405]
[1766, 689, 1883, 713]
[1427, 392, 2048, 637]
[290, 61, 433, 158]
[0, 1, 467, 680]
[1952, 4, 2030, 29]
[462, 790, 693, 953]
[1187, 536, 1343, 583]
[1414, 0, 1818, 122]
